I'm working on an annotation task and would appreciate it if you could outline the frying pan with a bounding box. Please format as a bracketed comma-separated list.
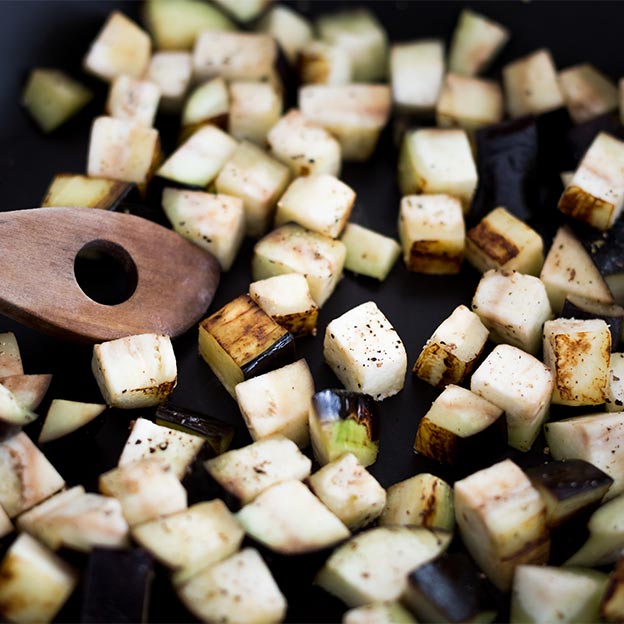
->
[0, 1, 622, 621]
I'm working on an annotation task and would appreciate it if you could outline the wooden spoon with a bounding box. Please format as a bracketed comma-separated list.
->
[0, 207, 220, 342]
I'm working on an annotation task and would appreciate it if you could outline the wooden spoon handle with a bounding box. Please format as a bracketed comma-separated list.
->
[0, 207, 220, 342]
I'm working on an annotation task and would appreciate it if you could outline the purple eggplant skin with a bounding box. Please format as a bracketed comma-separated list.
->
[561, 295, 624, 348]
[241, 332, 296, 381]
[81, 548, 154, 624]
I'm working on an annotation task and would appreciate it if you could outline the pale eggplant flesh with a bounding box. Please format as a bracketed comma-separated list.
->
[561, 294, 624, 348]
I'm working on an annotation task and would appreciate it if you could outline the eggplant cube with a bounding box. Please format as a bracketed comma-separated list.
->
[559, 63, 619, 124]
[503, 49, 564, 118]
[398, 128, 478, 212]
[256, 6, 313, 66]
[215, 141, 291, 237]
[132, 500, 243, 582]
[471, 344, 553, 451]
[559, 132, 624, 231]
[299, 40, 352, 86]
[181, 77, 229, 133]
[177, 548, 286, 624]
[380, 472, 454, 531]
[299, 84, 391, 161]
[436, 73, 504, 131]
[448, 9, 509, 77]
[249, 274, 319, 337]
[106, 75, 160, 127]
[213, 0, 270, 23]
[0, 431, 65, 518]
[275, 174, 355, 239]
[466, 206, 544, 275]
[344, 603, 416, 624]
[562, 295, 624, 347]
[309, 389, 380, 468]
[398, 194, 465, 274]
[341, 223, 401, 281]
[543, 318, 611, 406]
[235, 359, 315, 447]
[0, 383, 36, 426]
[162, 188, 245, 271]
[0, 332, 23, 376]
[472, 269, 553, 354]
[22, 69, 92, 133]
[205, 435, 311, 504]
[38, 399, 106, 443]
[236, 479, 350, 554]
[198, 294, 295, 397]
[83, 11, 151, 82]
[87, 116, 160, 186]
[413, 304, 489, 389]
[92, 333, 177, 408]
[0, 533, 77, 624]
[157, 124, 237, 189]
[42, 173, 133, 210]
[607, 352, 624, 412]
[308, 453, 386, 530]
[228, 82, 282, 146]
[324, 301, 407, 401]
[545, 412, 624, 500]
[316, 526, 452, 607]
[454, 459, 550, 591]
[414, 385, 504, 466]
[1, 374, 51, 412]
[390, 40, 444, 114]
[267, 108, 341, 177]
[99, 458, 187, 527]
[526, 459, 613, 527]
[146, 51, 192, 112]
[193, 31, 276, 82]
[252, 223, 346, 306]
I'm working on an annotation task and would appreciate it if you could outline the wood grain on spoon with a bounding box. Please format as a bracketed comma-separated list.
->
[0, 207, 220, 342]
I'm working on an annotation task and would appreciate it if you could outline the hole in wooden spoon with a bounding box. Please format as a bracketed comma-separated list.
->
[74, 240, 138, 306]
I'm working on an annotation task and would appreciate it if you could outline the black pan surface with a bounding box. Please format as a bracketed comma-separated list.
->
[0, 1, 622, 622]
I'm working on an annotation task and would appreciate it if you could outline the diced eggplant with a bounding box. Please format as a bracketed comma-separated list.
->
[0, 383, 36, 425]
[198, 294, 295, 397]
[607, 352, 624, 412]
[471, 344, 553, 452]
[545, 412, 624, 500]
[92, 333, 177, 409]
[0, 504, 12, 539]
[465, 207, 544, 275]
[256, 5, 313, 66]
[298, 40, 352, 86]
[118, 417, 204, 479]
[309, 389, 380, 468]
[448, 9, 509, 77]
[42, 173, 133, 210]
[390, 40, 444, 115]
[252, 223, 346, 307]
[22, 69, 92, 132]
[413, 304, 489, 389]
[16, 486, 85, 535]
[181, 77, 229, 137]
[235, 359, 315, 447]
[146, 51, 192, 113]
[106, 75, 160, 127]
[205, 435, 311, 504]
[543, 318, 611, 406]
[213, 0, 270, 22]
[316, 527, 452, 607]
[162, 188, 245, 272]
[154, 403, 234, 456]
[38, 399, 106, 444]
[398, 128, 478, 212]
[177, 548, 287, 624]
[99, 457, 187, 527]
[343, 602, 416, 624]
[83, 11, 151, 82]
[380, 472, 454, 531]
[341, 223, 401, 282]
[601, 554, 624, 622]
[236, 479, 350, 554]
[413, 385, 505, 467]
[228, 81, 282, 146]
[0, 533, 77, 624]
[0, 333, 23, 377]
[403, 552, 497, 623]
[398, 194, 465, 274]
[0, 431, 65, 518]
[308, 453, 386, 530]
[249, 274, 319, 338]
[132, 500, 244, 583]
[526, 459, 613, 527]
[472, 269, 553, 354]
[81, 547, 154, 624]
[454, 459, 550, 591]
[0, 375, 50, 412]
[503, 49, 564, 118]
[511, 564, 607, 624]
[324, 302, 407, 401]
[562, 295, 624, 347]
[316, 9, 387, 82]
[143, 0, 234, 50]
[215, 141, 291, 237]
